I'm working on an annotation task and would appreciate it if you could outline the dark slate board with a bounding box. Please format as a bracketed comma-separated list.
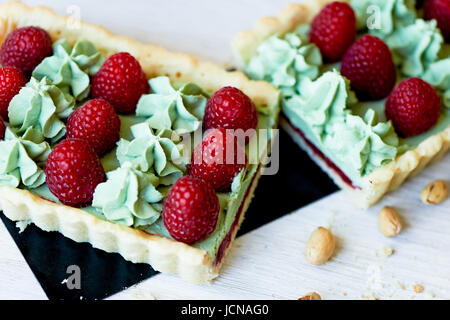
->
[0, 129, 337, 300]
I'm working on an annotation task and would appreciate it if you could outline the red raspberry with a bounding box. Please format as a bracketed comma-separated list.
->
[309, 1, 356, 62]
[341, 34, 396, 101]
[92, 52, 149, 114]
[0, 66, 27, 120]
[45, 139, 106, 207]
[203, 87, 258, 143]
[385, 78, 441, 137]
[163, 176, 220, 244]
[424, 0, 450, 42]
[0, 116, 5, 140]
[0, 26, 52, 75]
[66, 98, 121, 155]
[189, 128, 247, 191]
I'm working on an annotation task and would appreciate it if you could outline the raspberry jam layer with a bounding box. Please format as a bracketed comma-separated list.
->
[213, 163, 261, 266]
[283, 115, 359, 190]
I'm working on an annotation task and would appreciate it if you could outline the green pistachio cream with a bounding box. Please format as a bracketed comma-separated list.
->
[244, 0, 450, 187]
[2, 36, 279, 260]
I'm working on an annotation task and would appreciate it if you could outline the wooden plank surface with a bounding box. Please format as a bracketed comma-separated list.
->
[0, 0, 449, 300]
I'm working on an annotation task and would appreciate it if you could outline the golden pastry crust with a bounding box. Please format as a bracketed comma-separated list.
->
[0, 1, 279, 283]
[235, 0, 450, 208]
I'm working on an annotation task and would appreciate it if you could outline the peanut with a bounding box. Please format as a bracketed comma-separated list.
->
[378, 206, 402, 237]
[305, 227, 335, 265]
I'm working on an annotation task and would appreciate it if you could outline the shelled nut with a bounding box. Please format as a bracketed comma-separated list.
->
[378, 207, 402, 237]
[298, 292, 322, 300]
[305, 227, 335, 265]
[421, 180, 448, 205]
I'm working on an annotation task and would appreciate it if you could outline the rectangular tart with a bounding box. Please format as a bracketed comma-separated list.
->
[232, 0, 450, 208]
[0, 1, 280, 284]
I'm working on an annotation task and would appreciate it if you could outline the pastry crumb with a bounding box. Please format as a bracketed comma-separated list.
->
[361, 293, 379, 300]
[424, 290, 435, 299]
[377, 246, 394, 257]
[413, 284, 424, 293]
[15, 220, 31, 233]
[395, 282, 405, 290]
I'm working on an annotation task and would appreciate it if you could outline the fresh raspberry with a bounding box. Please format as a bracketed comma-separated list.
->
[385, 78, 441, 137]
[0, 66, 27, 120]
[92, 52, 149, 114]
[424, 0, 450, 42]
[203, 86, 258, 143]
[309, 1, 356, 62]
[163, 176, 220, 244]
[66, 98, 121, 155]
[45, 139, 106, 207]
[341, 34, 396, 100]
[0, 116, 5, 140]
[189, 128, 247, 191]
[0, 26, 52, 75]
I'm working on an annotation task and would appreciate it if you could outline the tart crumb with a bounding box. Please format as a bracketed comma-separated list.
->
[395, 282, 405, 290]
[15, 220, 30, 233]
[377, 246, 394, 257]
[413, 284, 424, 294]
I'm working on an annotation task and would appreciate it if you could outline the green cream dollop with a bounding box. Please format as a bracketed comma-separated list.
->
[136, 76, 208, 133]
[33, 39, 105, 101]
[283, 71, 356, 141]
[92, 162, 163, 228]
[283, 70, 399, 179]
[325, 109, 399, 176]
[0, 128, 50, 189]
[117, 122, 186, 185]
[245, 30, 322, 95]
[8, 77, 75, 142]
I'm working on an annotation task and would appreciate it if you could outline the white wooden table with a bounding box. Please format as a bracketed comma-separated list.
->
[1, 0, 449, 300]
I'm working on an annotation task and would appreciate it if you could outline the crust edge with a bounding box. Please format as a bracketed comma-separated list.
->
[0, 185, 217, 283]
